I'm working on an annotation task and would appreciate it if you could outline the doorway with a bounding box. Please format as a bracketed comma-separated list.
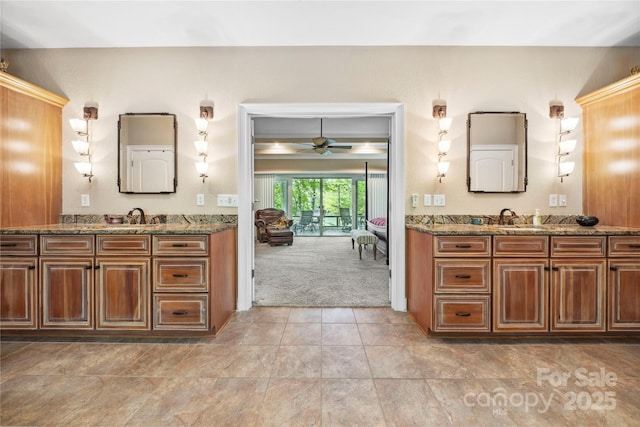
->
[238, 103, 406, 311]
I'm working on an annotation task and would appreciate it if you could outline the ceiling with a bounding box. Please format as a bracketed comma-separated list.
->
[1, 1, 639, 49]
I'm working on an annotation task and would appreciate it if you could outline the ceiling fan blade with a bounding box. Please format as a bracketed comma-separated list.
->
[312, 137, 327, 146]
[328, 145, 352, 150]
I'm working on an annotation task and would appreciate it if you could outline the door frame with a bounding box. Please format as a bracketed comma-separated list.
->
[237, 103, 406, 311]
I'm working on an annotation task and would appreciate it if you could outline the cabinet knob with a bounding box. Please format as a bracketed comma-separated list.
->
[610, 266, 619, 271]
[28, 265, 36, 270]
[552, 267, 559, 271]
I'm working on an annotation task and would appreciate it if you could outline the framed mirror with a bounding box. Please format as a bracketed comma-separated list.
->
[118, 113, 177, 193]
[467, 112, 527, 193]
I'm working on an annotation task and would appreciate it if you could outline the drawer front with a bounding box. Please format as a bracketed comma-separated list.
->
[96, 235, 151, 256]
[154, 258, 209, 292]
[551, 236, 606, 257]
[433, 295, 491, 332]
[493, 236, 549, 257]
[608, 236, 640, 257]
[434, 259, 491, 293]
[433, 236, 491, 257]
[153, 235, 209, 256]
[0, 235, 38, 256]
[154, 294, 209, 330]
[40, 235, 94, 256]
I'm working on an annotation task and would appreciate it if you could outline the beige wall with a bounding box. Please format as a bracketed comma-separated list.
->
[5, 46, 639, 217]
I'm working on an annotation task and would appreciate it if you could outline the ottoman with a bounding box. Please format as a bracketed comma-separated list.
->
[350, 229, 378, 260]
[266, 228, 294, 246]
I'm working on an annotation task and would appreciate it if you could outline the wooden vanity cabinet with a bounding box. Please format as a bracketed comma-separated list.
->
[0, 235, 38, 329]
[550, 236, 606, 332]
[493, 236, 549, 332]
[608, 236, 640, 331]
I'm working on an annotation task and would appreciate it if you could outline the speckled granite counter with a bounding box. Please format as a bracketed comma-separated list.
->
[0, 223, 236, 235]
[406, 223, 640, 236]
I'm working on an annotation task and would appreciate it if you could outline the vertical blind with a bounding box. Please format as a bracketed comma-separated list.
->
[253, 174, 275, 211]
[368, 173, 387, 219]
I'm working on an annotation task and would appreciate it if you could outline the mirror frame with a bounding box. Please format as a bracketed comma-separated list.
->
[466, 111, 528, 193]
[117, 112, 178, 194]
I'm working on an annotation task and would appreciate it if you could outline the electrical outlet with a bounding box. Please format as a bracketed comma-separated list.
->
[558, 194, 567, 207]
[411, 194, 418, 207]
[423, 194, 432, 206]
[196, 193, 205, 206]
[549, 194, 558, 207]
[81, 194, 90, 207]
[433, 194, 446, 206]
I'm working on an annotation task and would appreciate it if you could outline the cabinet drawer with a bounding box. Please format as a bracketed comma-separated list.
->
[493, 236, 549, 257]
[608, 236, 640, 257]
[0, 235, 38, 256]
[97, 235, 151, 256]
[154, 294, 208, 330]
[153, 235, 208, 256]
[154, 258, 209, 292]
[433, 236, 491, 257]
[551, 236, 606, 257]
[434, 259, 491, 293]
[40, 235, 94, 256]
[433, 295, 491, 332]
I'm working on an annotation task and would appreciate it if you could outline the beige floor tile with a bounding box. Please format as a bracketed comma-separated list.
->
[322, 345, 372, 378]
[117, 344, 195, 377]
[241, 322, 286, 345]
[281, 322, 322, 345]
[353, 307, 411, 324]
[199, 320, 248, 345]
[365, 345, 423, 379]
[358, 323, 407, 346]
[0, 341, 32, 359]
[257, 378, 322, 426]
[171, 344, 278, 378]
[273, 346, 322, 378]
[322, 323, 362, 345]
[375, 379, 451, 426]
[322, 379, 386, 426]
[322, 307, 356, 323]
[288, 307, 322, 323]
[191, 378, 269, 426]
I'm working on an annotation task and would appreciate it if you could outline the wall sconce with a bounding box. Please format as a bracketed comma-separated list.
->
[551, 106, 579, 182]
[194, 105, 213, 182]
[69, 106, 97, 182]
[436, 113, 452, 183]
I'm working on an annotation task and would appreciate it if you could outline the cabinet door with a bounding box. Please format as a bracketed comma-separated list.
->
[608, 259, 640, 331]
[0, 258, 38, 329]
[551, 259, 606, 331]
[40, 257, 94, 329]
[493, 259, 549, 332]
[96, 258, 150, 330]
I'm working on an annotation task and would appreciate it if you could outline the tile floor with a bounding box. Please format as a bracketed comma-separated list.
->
[1, 307, 639, 426]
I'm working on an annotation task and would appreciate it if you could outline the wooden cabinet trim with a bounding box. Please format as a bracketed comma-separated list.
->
[153, 258, 209, 292]
[434, 259, 491, 293]
[433, 236, 491, 257]
[96, 235, 151, 256]
[153, 235, 209, 256]
[493, 235, 549, 257]
[0, 73, 69, 107]
[0, 257, 38, 329]
[0, 235, 38, 256]
[433, 295, 490, 332]
[40, 235, 95, 256]
[154, 294, 209, 330]
[608, 236, 640, 257]
[608, 259, 640, 331]
[551, 236, 606, 257]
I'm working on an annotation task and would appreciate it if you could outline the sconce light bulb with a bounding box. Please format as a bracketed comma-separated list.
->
[558, 161, 575, 177]
[438, 139, 451, 155]
[74, 161, 92, 175]
[195, 161, 209, 175]
[558, 139, 577, 155]
[71, 140, 90, 156]
[438, 118, 452, 132]
[195, 118, 209, 133]
[69, 118, 88, 135]
[560, 117, 579, 133]
[194, 140, 208, 156]
[437, 161, 450, 175]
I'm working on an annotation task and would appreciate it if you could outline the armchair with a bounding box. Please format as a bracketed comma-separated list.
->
[255, 208, 294, 245]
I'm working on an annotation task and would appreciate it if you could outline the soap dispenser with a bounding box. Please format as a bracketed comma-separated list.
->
[533, 209, 542, 226]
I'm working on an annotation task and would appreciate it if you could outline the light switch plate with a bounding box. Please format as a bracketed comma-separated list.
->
[81, 194, 90, 207]
[549, 194, 558, 207]
[558, 194, 567, 207]
[196, 194, 205, 206]
[411, 194, 418, 207]
[217, 194, 239, 207]
[423, 194, 432, 206]
[433, 194, 446, 206]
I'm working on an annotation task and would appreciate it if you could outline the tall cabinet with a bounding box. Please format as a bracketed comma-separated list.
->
[578, 73, 640, 228]
[0, 73, 68, 227]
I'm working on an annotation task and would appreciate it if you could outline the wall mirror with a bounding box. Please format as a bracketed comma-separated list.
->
[467, 111, 527, 193]
[118, 113, 177, 193]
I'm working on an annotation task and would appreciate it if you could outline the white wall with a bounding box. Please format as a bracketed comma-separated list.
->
[5, 46, 639, 217]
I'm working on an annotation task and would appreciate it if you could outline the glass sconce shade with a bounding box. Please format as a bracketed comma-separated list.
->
[437, 161, 450, 175]
[559, 139, 577, 155]
[71, 140, 90, 156]
[69, 118, 88, 134]
[194, 140, 208, 155]
[195, 161, 209, 175]
[195, 118, 209, 133]
[558, 161, 575, 176]
[438, 118, 452, 132]
[74, 161, 92, 175]
[438, 139, 451, 154]
[560, 117, 579, 132]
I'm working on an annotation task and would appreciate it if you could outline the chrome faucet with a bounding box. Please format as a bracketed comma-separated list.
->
[127, 207, 146, 224]
[499, 208, 517, 225]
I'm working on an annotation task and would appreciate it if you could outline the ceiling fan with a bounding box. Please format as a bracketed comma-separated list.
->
[302, 120, 352, 155]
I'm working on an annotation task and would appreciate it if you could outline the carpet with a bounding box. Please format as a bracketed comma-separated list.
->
[254, 236, 390, 307]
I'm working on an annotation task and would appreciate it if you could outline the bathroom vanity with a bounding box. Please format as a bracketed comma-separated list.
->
[0, 224, 236, 337]
[406, 224, 640, 337]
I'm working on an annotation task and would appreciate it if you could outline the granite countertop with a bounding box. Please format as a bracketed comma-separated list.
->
[406, 223, 640, 236]
[0, 223, 236, 235]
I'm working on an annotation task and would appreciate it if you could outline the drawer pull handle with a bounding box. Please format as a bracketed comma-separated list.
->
[455, 274, 471, 279]
[455, 244, 472, 248]
[544, 267, 550, 271]
[172, 310, 189, 316]
[172, 243, 188, 247]
[552, 267, 559, 271]
[610, 266, 619, 272]
[172, 274, 188, 278]
[455, 312, 471, 317]
[28, 265, 36, 270]
[0, 243, 18, 247]
[86, 265, 93, 270]
[629, 245, 640, 248]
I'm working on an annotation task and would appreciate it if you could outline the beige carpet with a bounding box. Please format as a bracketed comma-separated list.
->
[254, 236, 390, 307]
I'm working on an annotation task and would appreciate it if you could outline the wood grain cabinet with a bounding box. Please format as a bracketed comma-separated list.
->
[492, 236, 549, 332]
[0, 235, 38, 329]
[608, 236, 640, 331]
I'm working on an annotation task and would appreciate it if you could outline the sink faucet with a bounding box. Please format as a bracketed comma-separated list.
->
[499, 208, 517, 225]
[127, 207, 146, 224]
